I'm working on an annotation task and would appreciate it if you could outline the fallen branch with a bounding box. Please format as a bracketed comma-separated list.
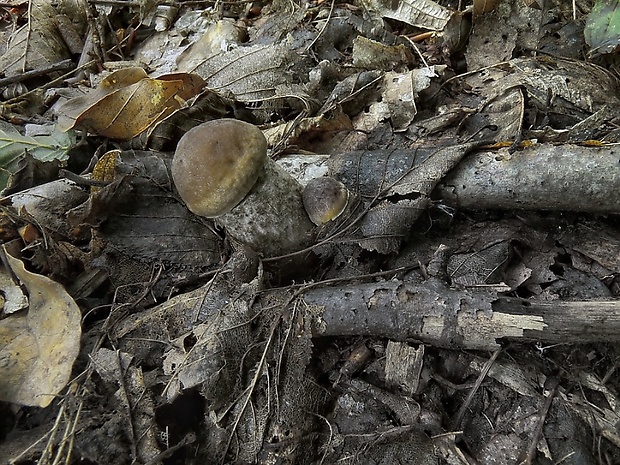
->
[302, 278, 620, 349]
[324, 143, 620, 215]
[437, 143, 620, 213]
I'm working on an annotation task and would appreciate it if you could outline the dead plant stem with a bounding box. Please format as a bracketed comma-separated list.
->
[451, 348, 502, 430]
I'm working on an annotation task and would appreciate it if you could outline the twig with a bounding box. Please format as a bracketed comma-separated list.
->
[143, 433, 196, 465]
[304, 0, 335, 53]
[113, 348, 139, 462]
[0, 59, 75, 87]
[3, 59, 98, 106]
[22, 0, 32, 73]
[518, 377, 560, 465]
[58, 169, 110, 188]
[451, 348, 502, 430]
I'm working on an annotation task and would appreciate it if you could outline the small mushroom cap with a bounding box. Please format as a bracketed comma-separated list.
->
[302, 177, 349, 225]
[172, 119, 267, 218]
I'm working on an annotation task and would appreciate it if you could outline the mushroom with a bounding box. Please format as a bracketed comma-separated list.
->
[302, 177, 350, 226]
[171, 119, 315, 256]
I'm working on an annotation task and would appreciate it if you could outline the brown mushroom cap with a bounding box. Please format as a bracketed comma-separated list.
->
[302, 177, 350, 225]
[172, 119, 267, 218]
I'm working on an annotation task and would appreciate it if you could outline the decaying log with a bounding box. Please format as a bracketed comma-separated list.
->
[303, 278, 620, 349]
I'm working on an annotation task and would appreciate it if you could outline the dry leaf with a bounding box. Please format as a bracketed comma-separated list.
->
[263, 110, 353, 153]
[57, 68, 205, 140]
[0, 0, 70, 76]
[183, 43, 304, 103]
[329, 142, 484, 253]
[88, 150, 224, 269]
[56, 67, 150, 132]
[383, 67, 442, 131]
[0, 247, 81, 407]
[472, 0, 500, 18]
[359, 0, 452, 31]
[0, 266, 28, 315]
[10, 178, 89, 238]
[523, 0, 542, 8]
[351, 36, 414, 70]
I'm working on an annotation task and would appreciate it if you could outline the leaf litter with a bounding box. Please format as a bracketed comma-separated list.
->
[0, 0, 620, 464]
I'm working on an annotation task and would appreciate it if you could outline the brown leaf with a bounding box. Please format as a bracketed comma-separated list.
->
[57, 68, 205, 140]
[0, 0, 70, 76]
[472, 0, 500, 18]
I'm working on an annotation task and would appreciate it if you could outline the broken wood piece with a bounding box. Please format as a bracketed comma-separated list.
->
[304, 278, 620, 349]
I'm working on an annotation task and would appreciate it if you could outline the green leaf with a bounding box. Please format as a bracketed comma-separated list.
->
[584, 0, 620, 56]
[0, 124, 76, 192]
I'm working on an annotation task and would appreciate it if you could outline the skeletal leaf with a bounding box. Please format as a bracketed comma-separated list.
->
[176, 19, 244, 71]
[184, 43, 303, 103]
[0, 247, 81, 407]
[57, 68, 205, 140]
[359, 0, 452, 31]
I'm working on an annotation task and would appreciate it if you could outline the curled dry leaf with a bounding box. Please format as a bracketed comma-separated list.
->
[351, 36, 415, 70]
[0, 247, 81, 407]
[382, 67, 442, 131]
[57, 68, 205, 140]
[472, 0, 500, 18]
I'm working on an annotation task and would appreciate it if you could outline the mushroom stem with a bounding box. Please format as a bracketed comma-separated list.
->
[217, 158, 315, 256]
[172, 118, 316, 257]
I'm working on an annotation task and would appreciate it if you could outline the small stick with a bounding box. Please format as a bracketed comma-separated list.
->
[451, 348, 502, 430]
[0, 59, 74, 88]
[58, 169, 110, 188]
[519, 377, 560, 465]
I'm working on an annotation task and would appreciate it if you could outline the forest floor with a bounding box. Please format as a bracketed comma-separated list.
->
[0, 0, 620, 464]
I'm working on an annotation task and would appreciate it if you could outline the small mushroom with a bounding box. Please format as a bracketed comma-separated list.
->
[172, 119, 315, 256]
[302, 177, 350, 226]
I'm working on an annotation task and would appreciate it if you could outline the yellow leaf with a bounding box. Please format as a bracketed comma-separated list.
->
[0, 247, 81, 407]
[91, 149, 120, 194]
[75, 78, 185, 140]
